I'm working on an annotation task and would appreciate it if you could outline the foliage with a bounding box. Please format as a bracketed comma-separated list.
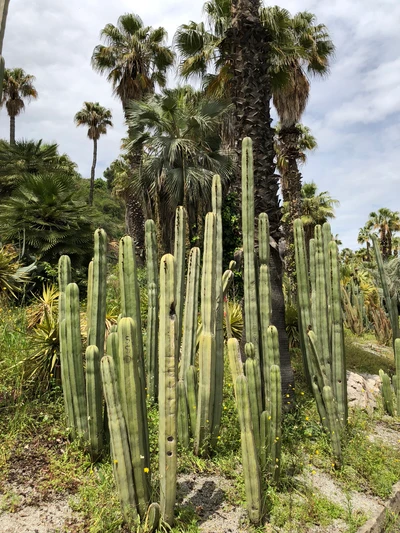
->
[0, 172, 95, 266]
[0, 67, 38, 120]
[26, 284, 59, 329]
[285, 304, 299, 348]
[91, 13, 174, 107]
[74, 102, 113, 141]
[0, 245, 35, 300]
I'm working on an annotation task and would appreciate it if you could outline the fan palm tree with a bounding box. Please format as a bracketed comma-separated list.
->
[0, 139, 77, 196]
[357, 226, 373, 262]
[366, 208, 400, 259]
[0, 172, 94, 265]
[125, 86, 232, 252]
[91, 14, 174, 252]
[0, 68, 38, 144]
[74, 102, 113, 206]
[300, 181, 339, 249]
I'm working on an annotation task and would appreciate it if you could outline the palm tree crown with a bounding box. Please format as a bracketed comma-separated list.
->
[91, 14, 174, 109]
[1, 68, 38, 144]
[74, 102, 113, 206]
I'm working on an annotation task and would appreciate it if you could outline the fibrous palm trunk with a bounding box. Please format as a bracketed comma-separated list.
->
[89, 138, 97, 206]
[9, 114, 15, 145]
[125, 149, 146, 261]
[225, 0, 294, 393]
[278, 125, 303, 289]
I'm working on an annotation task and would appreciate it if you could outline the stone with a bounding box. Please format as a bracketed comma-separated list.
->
[347, 371, 381, 414]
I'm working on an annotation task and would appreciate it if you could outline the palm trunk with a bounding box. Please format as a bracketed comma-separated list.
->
[89, 138, 97, 206]
[366, 241, 371, 262]
[226, 0, 294, 394]
[279, 125, 303, 292]
[10, 113, 15, 145]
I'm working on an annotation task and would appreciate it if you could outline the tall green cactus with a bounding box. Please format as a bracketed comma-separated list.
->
[179, 247, 200, 383]
[244, 343, 262, 450]
[195, 212, 217, 455]
[58, 256, 73, 426]
[100, 355, 139, 527]
[379, 369, 394, 417]
[186, 365, 198, 437]
[242, 138, 260, 369]
[236, 375, 262, 525]
[118, 317, 150, 518]
[0, 0, 10, 101]
[145, 219, 159, 402]
[227, 338, 243, 399]
[211, 174, 224, 447]
[86, 229, 107, 456]
[65, 283, 88, 438]
[86, 345, 102, 459]
[259, 213, 272, 404]
[174, 206, 187, 355]
[158, 254, 177, 526]
[269, 364, 282, 483]
[322, 385, 342, 466]
[177, 380, 190, 448]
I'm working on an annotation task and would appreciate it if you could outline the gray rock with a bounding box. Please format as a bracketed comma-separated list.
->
[347, 371, 381, 414]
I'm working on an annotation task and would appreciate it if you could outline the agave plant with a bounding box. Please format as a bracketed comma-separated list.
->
[0, 245, 35, 300]
[26, 283, 59, 329]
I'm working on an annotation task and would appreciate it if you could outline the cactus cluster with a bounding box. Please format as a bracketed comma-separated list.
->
[294, 218, 346, 465]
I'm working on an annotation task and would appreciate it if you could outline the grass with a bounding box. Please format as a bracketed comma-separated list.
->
[1, 305, 400, 532]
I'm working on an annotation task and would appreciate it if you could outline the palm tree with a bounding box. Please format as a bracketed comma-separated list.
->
[125, 86, 232, 251]
[300, 181, 339, 249]
[357, 226, 373, 262]
[74, 102, 113, 206]
[366, 208, 400, 259]
[0, 139, 78, 196]
[91, 14, 174, 252]
[0, 68, 38, 144]
[0, 172, 94, 265]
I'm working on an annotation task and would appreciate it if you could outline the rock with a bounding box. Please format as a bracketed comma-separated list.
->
[347, 371, 381, 414]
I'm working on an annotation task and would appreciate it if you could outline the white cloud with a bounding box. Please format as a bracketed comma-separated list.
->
[0, 0, 399, 250]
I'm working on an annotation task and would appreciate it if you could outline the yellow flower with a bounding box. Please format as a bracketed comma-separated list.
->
[311, 470, 316, 475]
[301, 392, 305, 395]
[286, 394, 290, 397]
[315, 450, 319, 455]
[114, 460, 118, 464]
[144, 467, 149, 473]
[217, 436, 221, 440]
[305, 417, 309, 421]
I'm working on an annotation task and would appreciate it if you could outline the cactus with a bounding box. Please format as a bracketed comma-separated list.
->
[100, 355, 139, 527]
[242, 138, 260, 370]
[244, 343, 262, 450]
[86, 229, 107, 456]
[174, 206, 187, 355]
[195, 212, 217, 455]
[259, 215, 272, 404]
[145, 502, 161, 533]
[322, 385, 342, 466]
[0, 0, 10, 102]
[58, 256, 74, 427]
[236, 375, 263, 525]
[269, 364, 282, 483]
[145, 219, 159, 402]
[222, 269, 234, 339]
[228, 337, 243, 398]
[177, 380, 190, 448]
[118, 317, 150, 518]
[85, 345, 102, 459]
[65, 283, 88, 438]
[395, 339, 400, 415]
[211, 174, 224, 447]
[179, 247, 200, 383]
[329, 241, 347, 425]
[372, 235, 399, 343]
[158, 254, 177, 526]
[186, 365, 198, 437]
[379, 369, 394, 416]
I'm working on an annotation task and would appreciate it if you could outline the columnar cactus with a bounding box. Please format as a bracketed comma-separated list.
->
[65, 283, 88, 438]
[236, 375, 263, 525]
[195, 212, 217, 455]
[100, 355, 139, 527]
[186, 365, 198, 437]
[85, 345, 102, 459]
[0, 0, 10, 101]
[322, 385, 342, 466]
[395, 339, 400, 415]
[86, 228, 107, 456]
[379, 369, 394, 416]
[269, 364, 282, 483]
[145, 219, 159, 402]
[174, 206, 187, 354]
[244, 343, 262, 450]
[227, 338, 243, 398]
[211, 174, 224, 446]
[118, 317, 150, 518]
[177, 380, 190, 448]
[58, 255, 73, 426]
[259, 213, 272, 403]
[158, 254, 177, 526]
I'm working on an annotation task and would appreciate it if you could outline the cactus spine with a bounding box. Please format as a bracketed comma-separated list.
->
[118, 317, 149, 518]
[195, 212, 217, 455]
[86, 228, 107, 457]
[158, 254, 177, 526]
[236, 375, 262, 525]
[100, 355, 139, 527]
[145, 219, 159, 402]
[65, 283, 88, 438]
[211, 174, 224, 446]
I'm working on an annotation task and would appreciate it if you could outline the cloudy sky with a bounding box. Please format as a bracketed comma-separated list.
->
[1, 0, 399, 249]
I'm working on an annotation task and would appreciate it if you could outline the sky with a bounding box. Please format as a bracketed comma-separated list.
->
[1, 0, 399, 250]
